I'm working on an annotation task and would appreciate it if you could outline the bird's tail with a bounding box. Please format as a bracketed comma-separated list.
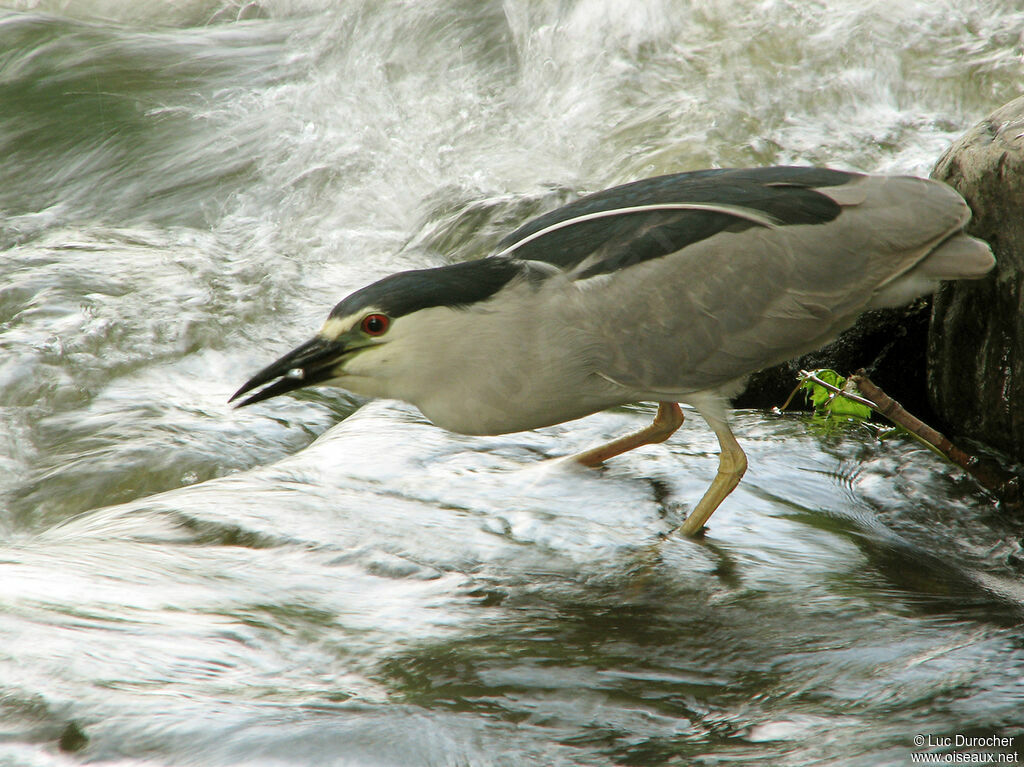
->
[915, 232, 995, 280]
[868, 231, 994, 309]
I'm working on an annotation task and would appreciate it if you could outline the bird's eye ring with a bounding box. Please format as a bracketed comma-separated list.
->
[361, 313, 390, 336]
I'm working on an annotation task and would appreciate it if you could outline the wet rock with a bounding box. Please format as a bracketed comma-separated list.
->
[930, 96, 1024, 461]
[734, 300, 934, 418]
[59, 720, 88, 753]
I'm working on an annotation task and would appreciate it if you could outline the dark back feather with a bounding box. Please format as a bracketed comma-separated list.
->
[496, 166, 854, 277]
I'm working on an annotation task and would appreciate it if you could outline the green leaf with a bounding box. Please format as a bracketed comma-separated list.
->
[800, 369, 873, 420]
[827, 394, 873, 419]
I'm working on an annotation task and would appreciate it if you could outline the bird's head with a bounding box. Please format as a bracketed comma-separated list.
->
[229, 303, 394, 408]
[230, 258, 528, 408]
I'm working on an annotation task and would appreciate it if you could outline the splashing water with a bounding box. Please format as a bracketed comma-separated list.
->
[1, 1, 1023, 764]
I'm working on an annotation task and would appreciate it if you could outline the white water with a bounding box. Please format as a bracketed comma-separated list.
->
[1, 2, 1022, 765]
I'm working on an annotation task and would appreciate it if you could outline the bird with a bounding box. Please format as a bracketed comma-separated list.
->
[230, 166, 994, 536]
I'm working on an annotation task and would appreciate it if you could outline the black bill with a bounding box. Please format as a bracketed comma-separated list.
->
[230, 336, 348, 408]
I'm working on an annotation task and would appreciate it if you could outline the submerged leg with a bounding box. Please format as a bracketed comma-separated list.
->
[676, 412, 747, 537]
[572, 402, 684, 467]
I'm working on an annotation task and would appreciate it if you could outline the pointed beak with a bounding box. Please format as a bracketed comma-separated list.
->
[230, 336, 349, 408]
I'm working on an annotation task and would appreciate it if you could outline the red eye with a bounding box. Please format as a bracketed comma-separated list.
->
[360, 313, 390, 336]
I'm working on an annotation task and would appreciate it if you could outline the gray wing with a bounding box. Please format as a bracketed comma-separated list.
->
[495, 166, 854, 279]
[536, 173, 990, 396]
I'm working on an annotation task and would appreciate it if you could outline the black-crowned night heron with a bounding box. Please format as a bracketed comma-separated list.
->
[231, 166, 994, 536]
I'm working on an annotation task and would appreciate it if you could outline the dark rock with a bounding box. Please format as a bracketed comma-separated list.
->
[58, 720, 88, 753]
[734, 299, 936, 419]
[930, 96, 1024, 461]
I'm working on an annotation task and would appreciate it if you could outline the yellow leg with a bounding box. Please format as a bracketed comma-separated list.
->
[676, 414, 747, 537]
[572, 402, 684, 467]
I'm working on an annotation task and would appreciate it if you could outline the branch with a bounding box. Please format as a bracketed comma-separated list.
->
[799, 369, 878, 410]
[848, 372, 973, 470]
[849, 371, 1015, 499]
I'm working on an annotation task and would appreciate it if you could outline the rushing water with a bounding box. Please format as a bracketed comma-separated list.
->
[2, 1, 1024, 765]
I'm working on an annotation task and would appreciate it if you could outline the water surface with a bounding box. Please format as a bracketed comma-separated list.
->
[1, 2, 1022, 765]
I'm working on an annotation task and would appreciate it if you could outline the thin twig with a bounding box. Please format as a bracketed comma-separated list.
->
[848, 371, 1020, 502]
[778, 381, 803, 412]
[849, 372, 974, 471]
[798, 369, 878, 410]
[788, 370, 1013, 498]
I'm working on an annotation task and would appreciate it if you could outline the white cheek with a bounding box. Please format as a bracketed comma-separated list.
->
[335, 344, 401, 399]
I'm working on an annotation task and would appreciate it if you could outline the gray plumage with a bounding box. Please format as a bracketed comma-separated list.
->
[232, 166, 994, 536]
